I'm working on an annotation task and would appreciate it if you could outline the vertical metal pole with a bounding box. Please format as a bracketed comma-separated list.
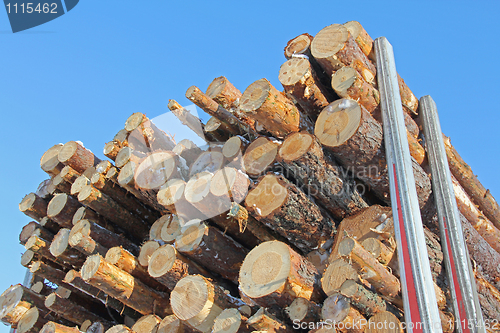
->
[375, 37, 443, 333]
[420, 95, 485, 333]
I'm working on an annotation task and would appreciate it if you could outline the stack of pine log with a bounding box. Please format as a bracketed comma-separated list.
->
[4, 21, 500, 333]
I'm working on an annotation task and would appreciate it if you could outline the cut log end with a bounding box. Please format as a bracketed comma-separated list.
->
[160, 215, 182, 243]
[49, 228, 70, 257]
[157, 179, 185, 207]
[138, 241, 160, 267]
[170, 275, 210, 321]
[244, 174, 287, 217]
[210, 167, 249, 202]
[331, 66, 358, 96]
[365, 311, 402, 333]
[131, 314, 161, 333]
[147, 244, 177, 278]
[243, 137, 278, 177]
[279, 131, 314, 162]
[315, 99, 362, 148]
[321, 259, 358, 296]
[80, 254, 101, 280]
[240, 78, 272, 112]
[135, 151, 180, 190]
[175, 219, 205, 253]
[190, 150, 224, 177]
[184, 172, 213, 206]
[239, 240, 291, 299]
[58, 141, 79, 163]
[212, 308, 242, 333]
[125, 112, 146, 132]
[222, 136, 245, 161]
[17, 306, 39, 333]
[311, 24, 349, 59]
[284, 33, 313, 59]
[157, 315, 182, 333]
[41, 144, 64, 175]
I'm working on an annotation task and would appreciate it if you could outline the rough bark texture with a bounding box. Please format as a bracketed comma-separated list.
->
[245, 173, 336, 253]
[47, 194, 82, 228]
[278, 131, 368, 220]
[58, 141, 101, 174]
[206, 76, 242, 110]
[44, 293, 109, 327]
[19, 193, 48, 222]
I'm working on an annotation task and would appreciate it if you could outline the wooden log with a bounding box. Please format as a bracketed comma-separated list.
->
[278, 57, 330, 120]
[222, 136, 247, 168]
[16, 307, 48, 333]
[210, 166, 250, 206]
[306, 249, 330, 275]
[72, 206, 110, 229]
[81, 254, 171, 317]
[70, 175, 91, 196]
[25, 235, 68, 268]
[157, 315, 196, 333]
[96, 160, 114, 175]
[206, 76, 242, 110]
[60, 166, 81, 184]
[20, 222, 54, 246]
[364, 311, 402, 333]
[40, 144, 65, 177]
[175, 219, 248, 283]
[157, 178, 202, 220]
[51, 174, 73, 195]
[131, 314, 161, 333]
[474, 269, 500, 323]
[244, 173, 335, 252]
[115, 147, 146, 169]
[242, 137, 279, 178]
[343, 21, 374, 61]
[360, 238, 394, 266]
[21, 250, 39, 268]
[124, 112, 176, 152]
[91, 172, 159, 224]
[184, 171, 229, 217]
[58, 141, 101, 174]
[135, 151, 188, 190]
[36, 179, 54, 200]
[0, 285, 46, 326]
[31, 281, 55, 296]
[189, 149, 224, 177]
[68, 232, 108, 256]
[104, 246, 166, 291]
[452, 175, 500, 254]
[315, 99, 431, 207]
[103, 141, 121, 162]
[338, 237, 400, 298]
[172, 139, 202, 165]
[40, 322, 81, 333]
[205, 117, 232, 142]
[47, 193, 82, 228]
[278, 131, 368, 220]
[186, 86, 246, 135]
[45, 293, 109, 327]
[444, 136, 500, 229]
[78, 185, 150, 240]
[285, 297, 321, 325]
[321, 259, 359, 296]
[158, 215, 182, 243]
[71, 220, 138, 255]
[167, 99, 208, 142]
[49, 228, 87, 268]
[148, 244, 211, 290]
[63, 270, 140, 320]
[170, 275, 242, 333]
[240, 78, 301, 138]
[311, 24, 375, 85]
[138, 241, 160, 268]
[246, 307, 293, 333]
[40, 217, 61, 234]
[239, 240, 322, 308]
[321, 293, 366, 333]
[104, 325, 133, 333]
[339, 280, 387, 317]
[29, 261, 67, 287]
[284, 33, 314, 59]
[19, 193, 48, 222]
[212, 308, 253, 333]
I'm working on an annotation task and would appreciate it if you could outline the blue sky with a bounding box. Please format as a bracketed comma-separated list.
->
[1, 1, 499, 329]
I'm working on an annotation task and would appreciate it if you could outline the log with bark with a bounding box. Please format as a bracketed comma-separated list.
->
[321, 259, 359, 297]
[188, 148, 224, 177]
[104, 246, 167, 291]
[175, 219, 248, 283]
[339, 280, 389, 318]
[103, 141, 122, 162]
[206, 76, 242, 110]
[311, 24, 375, 85]
[134, 150, 189, 189]
[68, 232, 108, 257]
[212, 308, 253, 333]
[58, 141, 101, 174]
[172, 139, 203, 165]
[170, 275, 242, 333]
[49, 228, 87, 268]
[147, 244, 212, 290]
[244, 173, 336, 252]
[157, 315, 197, 333]
[278, 57, 330, 120]
[277, 131, 368, 220]
[19, 221, 54, 246]
[16, 306, 49, 333]
[0, 284, 46, 327]
[242, 136, 279, 178]
[69, 174, 90, 196]
[19, 193, 48, 222]
[246, 307, 293, 333]
[115, 147, 146, 169]
[36, 179, 54, 200]
[124, 112, 176, 152]
[44, 293, 110, 327]
[51, 174, 73, 195]
[25, 235, 68, 268]
[72, 206, 113, 230]
[239, 240, 322, 308]
[80, 254, 171, 317]
[158, 215, 182, 244]
[47, 193, 82, 228]
[77, 185, 150, 240]
[96, 160, 114, 175]
[321, 293, 366, 333]
[40, 144, 65, 177]
[205, 117, 233, 142]
[130, 314, 161, 333]
[40, 321, 81, 333]
[285, 297, 321, 325]
[314, 99, 431, 207]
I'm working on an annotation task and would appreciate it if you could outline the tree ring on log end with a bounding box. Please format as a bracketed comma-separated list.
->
[58, 141, 80, 163]
[278, 57, 310, 86]
[315, 99, 361, 147]
[17, 306, 39, 333]
[160, 215, 182, 243]
[210, 167, 249, 202]
[148, 244, 177, 278]
[239, 241, 291, 299]
[285, 34, 312, 59]
[125, 112, 146, 132]
[40, 322, 57, 333]
[286, 297, 311, 322]
[170, 275, 211, 321]
[138, 241, 160, 267]
[0, 285, 25, 319]
[49, 228, 70, 257]
[105, 325, 131, 333]
[239, 79, 270, 113]
[321, 259, 358, 296]
[331, 67, 358, 97]
[243, 137, 278, 177]
[117, 161, 135, 186]
[44, 293, 57, 308]
[134, 151, 178, 190]
[189, 151, 224, 177]
[184, 172, 212, 205]
[175, 219, 205, 253]
[279, 131, 315, 162]
[81, 254, 101, 280]
[40, 144, 63, 174]
[157, 315, 182, 333]
[19, 193, 38, 213]
[212, 308, 242, 333]
[244, 174, 287, 217]
[222, 136, 243, 160]
[311, 24, 349, 60]
[157, 179, 185, 207]
[21, 250, 35, 267]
